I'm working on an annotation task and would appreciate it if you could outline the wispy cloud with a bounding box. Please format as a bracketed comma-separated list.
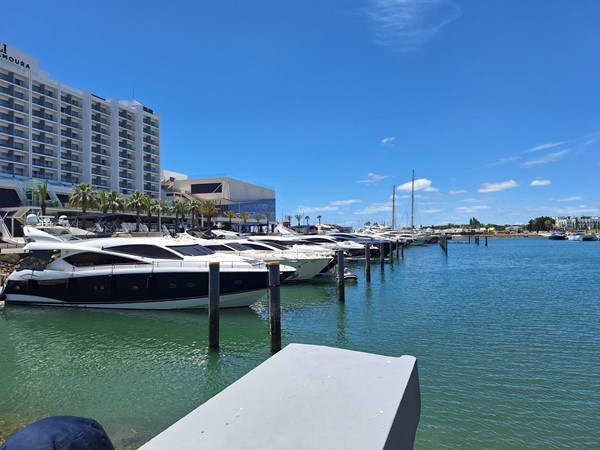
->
[330, 199, 362, 206]
[380, 136, 395, 145]
[296, 206, 339, 214]
[397, 178, 438, 192]
[478, 180, 519, 193]
[354, 203, 393, 215]
[448, 189, 466, 195]
[357, 173, 390, 184]
[552, 196, 584, 202]
[488, 155, 521, 167]
[422, 208, 442, 214]
[455, 205, 491, 214]
[530, 178, 551, 187]
[459, 197, 491, 203]
[521, 150, 568, 168]
[367, 0, 462, 51]
[526, 141, 566, 153]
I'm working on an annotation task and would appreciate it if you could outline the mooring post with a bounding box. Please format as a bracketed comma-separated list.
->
[401, 243, 404, 258]
[468, 234, 471, 244]
[336, 249, 345, 302]
[389, 242, 393, 263]
[208, 262, 220, 350]
[485, 235, 488, 246]
[364, 243, 371, 282]
[379, 241, 384, 269]
[268, 262, 282, 355]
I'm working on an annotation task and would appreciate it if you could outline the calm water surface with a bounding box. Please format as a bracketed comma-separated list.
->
[1, 238, 599, 449]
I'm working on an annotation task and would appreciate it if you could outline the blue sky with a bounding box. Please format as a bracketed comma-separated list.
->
[4, 1, 600, 228]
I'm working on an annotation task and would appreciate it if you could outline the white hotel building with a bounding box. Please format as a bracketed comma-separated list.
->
[0, 42, 160, 208]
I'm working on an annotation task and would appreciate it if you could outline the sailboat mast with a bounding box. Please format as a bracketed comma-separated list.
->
[411, 170, 415, 230]
[392, 185, 396, 230]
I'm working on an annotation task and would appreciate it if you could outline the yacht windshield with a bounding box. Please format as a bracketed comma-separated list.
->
[107, 244, 183, 260]
[167, 244, 215, 256]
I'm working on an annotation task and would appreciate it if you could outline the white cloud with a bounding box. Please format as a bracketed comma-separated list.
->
[488, 156, 521, 166]
[380, 136, 395, 145]
[357, 173, 389, 184]
[397, 178, 435, 192]
[521, 150, 568, 168]
[422, 209, 442, 214]
[552, 196, 584, 202]
[448, 189, 466, 195]
[367, 0, 462, 51]
[526, 141, 566, 153]
[296, 206, 339, 214]
[455, 205, 491, 214]
[354, 203, 393, 215]
[459, 197, 489, 203]
[530, 178, 551, 187]
[330, 199, 362, 206]
[478, 180, 519, 193]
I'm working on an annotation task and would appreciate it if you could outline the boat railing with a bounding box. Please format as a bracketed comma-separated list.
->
[67, 259, 268, 273]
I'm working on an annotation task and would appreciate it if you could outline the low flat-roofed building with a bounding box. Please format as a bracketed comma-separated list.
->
[161, 175, 276, 224]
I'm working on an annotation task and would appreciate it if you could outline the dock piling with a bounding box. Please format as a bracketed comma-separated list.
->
[364, 243, 371, 282]
[208, 262, 220, 350]
[379, 241, 384, 269]
[336, 249, 345, 302]
[268, 262, 282, 355]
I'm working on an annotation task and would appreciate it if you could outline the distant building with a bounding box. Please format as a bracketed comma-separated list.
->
[161, 176, 276, 225]
[554, 216, 600, 230]
[0, 42, 161, 208]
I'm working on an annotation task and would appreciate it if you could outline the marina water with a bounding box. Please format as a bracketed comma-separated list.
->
[1, 238, 598, 449]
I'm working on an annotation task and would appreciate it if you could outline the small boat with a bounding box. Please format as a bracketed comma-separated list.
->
[343, 268, 358, 281]
[548, 230, 567, 240]
[567, 230, 597, 241]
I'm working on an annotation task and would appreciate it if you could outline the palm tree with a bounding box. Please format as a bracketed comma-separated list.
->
[285, 215, 291, 225]
[199, 200, 219, 229]
[317, 215, 322, 226]
[106, 190, 124, 214]
[142, 195, 153, 229]
[152, 199, 168, 232]
[69, 183, 96, 215]
[127, 191, 148, 232]
[295, 214, 302, 228]
[254, 214, 264, 233]
[305, 215, 310, 234]
[187, 199, 200, 228]
[96, 189, 110, 214]
[240, 211, 250, 233]
[171, 199, 188, 230]
[34, 182, 49, 216]
[224, 210, 236, 229]
[264, 211, 272, 234]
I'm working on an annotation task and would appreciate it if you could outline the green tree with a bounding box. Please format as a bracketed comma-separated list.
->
[240, 211, 250, 232]
[171, 199, 188, 230]
[224, 210, 236, 229]
[295, 214, 302, 227]
[127, 191, 148, 232]
[285, 215, 292, 225]
[187, 199, 200, 228]
[199, 200, 219, 228]
[254, 214, 264, 233]
[106, 190, 124, 214]
[69, 183, 97, 215]
[96, 189, 109, 214]
[304, 215, 310, 233]
[152, 199, 169, 232]
[264, 211, 272, 233]
[34, 182, 49, 216]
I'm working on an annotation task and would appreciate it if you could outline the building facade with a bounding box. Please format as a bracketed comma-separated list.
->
[0, 42, 160, 207]
[161, 174, 276, 222]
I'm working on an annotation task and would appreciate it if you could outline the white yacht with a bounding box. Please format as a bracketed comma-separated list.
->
[179, 232, 334, 281]
[1, 236, 296, 310]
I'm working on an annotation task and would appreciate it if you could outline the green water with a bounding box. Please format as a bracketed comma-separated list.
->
[1, 238, 599, 449]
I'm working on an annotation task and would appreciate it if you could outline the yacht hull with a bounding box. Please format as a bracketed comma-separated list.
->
[2, 269, 272, 310]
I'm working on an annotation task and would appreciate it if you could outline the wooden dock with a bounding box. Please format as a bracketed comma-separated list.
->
[138, 343, 420, 449]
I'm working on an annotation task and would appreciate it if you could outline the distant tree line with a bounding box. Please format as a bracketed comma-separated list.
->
[527, 216, 556, 232]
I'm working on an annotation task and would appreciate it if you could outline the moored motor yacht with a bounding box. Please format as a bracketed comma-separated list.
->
[1, 236, 296, 310]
